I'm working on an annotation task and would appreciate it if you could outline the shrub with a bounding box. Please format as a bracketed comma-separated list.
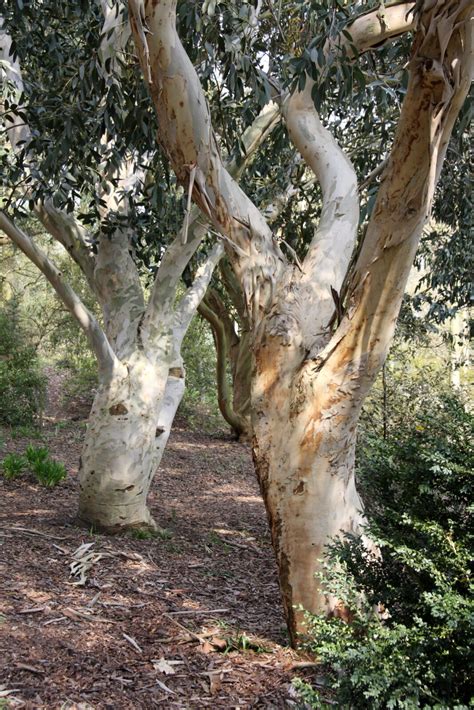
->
[298, 396, 473, 709]
[1, 453, 27, 479]
[0, 304, 46, 426]
[25, 444, 50, 467]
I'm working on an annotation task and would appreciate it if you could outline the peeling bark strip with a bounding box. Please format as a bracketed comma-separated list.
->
[130, 0, 286, 322]
[132, 0, 472, 643]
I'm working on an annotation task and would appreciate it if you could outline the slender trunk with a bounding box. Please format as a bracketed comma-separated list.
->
[198, 295, 251, 439]
[78, 353, 169, 532]
[154, 362, 186, 466]
[230, 327, 252, 439]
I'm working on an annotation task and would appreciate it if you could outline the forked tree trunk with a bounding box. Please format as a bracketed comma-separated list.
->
[78, 354, 170, 531]
[130, 0, 472, 643]
[252, 323, 367, 643]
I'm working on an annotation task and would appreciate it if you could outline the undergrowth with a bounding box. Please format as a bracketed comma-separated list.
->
[1, 444, 66, 487]
[297, 395, 473, 709]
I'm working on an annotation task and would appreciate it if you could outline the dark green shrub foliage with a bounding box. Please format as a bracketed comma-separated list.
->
[0, 304, 46, 425]
[33, 458, 67, 487]
[299, 396, 473, 709]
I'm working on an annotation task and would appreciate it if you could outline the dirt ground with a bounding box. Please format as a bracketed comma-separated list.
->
[0, 375, 322, 709]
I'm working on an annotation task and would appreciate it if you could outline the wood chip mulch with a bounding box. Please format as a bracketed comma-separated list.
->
[0, 394, 322, 708]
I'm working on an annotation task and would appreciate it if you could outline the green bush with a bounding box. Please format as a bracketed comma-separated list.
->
[25, 444, 50, 467]
[0, 304, 46, 426]
[298, 396, 473, 709]
[1, 453, 27, 479]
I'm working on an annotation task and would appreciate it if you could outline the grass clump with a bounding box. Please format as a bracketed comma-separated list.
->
[1, 444, 66, 487]
[1, 453, 27, 479]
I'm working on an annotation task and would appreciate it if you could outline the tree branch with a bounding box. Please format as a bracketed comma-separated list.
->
[197, 297, 249, 437]
[0, 212, 117, 378]
[35, 202, 98, 290]
[174, 242, 224, 343]
[284, 2, 417, 348]
[130, 0, 286, 324]
[312, 1, 473, 385]
[142, 99, 282, 344]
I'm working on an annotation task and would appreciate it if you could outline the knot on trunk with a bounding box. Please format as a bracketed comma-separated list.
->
[109, 402, 129, 416]
[169, 367, 184, 379]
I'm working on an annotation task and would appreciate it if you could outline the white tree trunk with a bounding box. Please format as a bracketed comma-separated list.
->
[132, 0, 472, 642]
[78, 354, 169, 531]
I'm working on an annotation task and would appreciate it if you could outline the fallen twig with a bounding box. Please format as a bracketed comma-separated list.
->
[122, 632, 143, 654]
[168, 608, 229, 616]
[63, 607, 116, 624]
[163, 612, 208, 644]
[17, 606, 47, 615]
[15, 663, 44, 675]
[3, 526, 67, 540]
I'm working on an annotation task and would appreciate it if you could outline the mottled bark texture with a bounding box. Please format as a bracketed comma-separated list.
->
[0, 7, 277, 531]
[131, 0, 472, 642]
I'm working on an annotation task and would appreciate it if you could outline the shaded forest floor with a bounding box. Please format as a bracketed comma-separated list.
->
[0, 372, 320, 709]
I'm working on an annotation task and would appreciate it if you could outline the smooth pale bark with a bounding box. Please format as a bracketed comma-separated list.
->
[2, 4, 279, 531]
[78, 355, 168, 530]
[134, 0, 472, 642]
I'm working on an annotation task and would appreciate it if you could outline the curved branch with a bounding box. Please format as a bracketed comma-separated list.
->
[173, 242, 224, 345]
[311, 1, 473, 384]
[35, 202, 97, 290]
[284, 2, 416, 348]
[143, 99, 282, 340]
[0, 212, 117, 378]
[130, 1, 286, 324]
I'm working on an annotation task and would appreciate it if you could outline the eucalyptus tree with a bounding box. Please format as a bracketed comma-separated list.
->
[0, 0, 278, 531]
[130, 0, 473, 641]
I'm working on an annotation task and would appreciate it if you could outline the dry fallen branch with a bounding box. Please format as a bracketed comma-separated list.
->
[3, 526, 67, 540]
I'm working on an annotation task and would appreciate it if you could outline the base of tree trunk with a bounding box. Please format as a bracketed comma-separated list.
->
[76, 504, 158, 535]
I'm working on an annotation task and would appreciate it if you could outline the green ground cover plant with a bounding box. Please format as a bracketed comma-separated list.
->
[1, 444, 66, 487]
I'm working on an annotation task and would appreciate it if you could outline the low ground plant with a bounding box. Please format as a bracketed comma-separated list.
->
[1, 444, 66, 487]
[1, 453, 27, 479]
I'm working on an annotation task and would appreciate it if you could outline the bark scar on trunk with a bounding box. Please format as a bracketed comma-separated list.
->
[109, 403, 129, 415]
